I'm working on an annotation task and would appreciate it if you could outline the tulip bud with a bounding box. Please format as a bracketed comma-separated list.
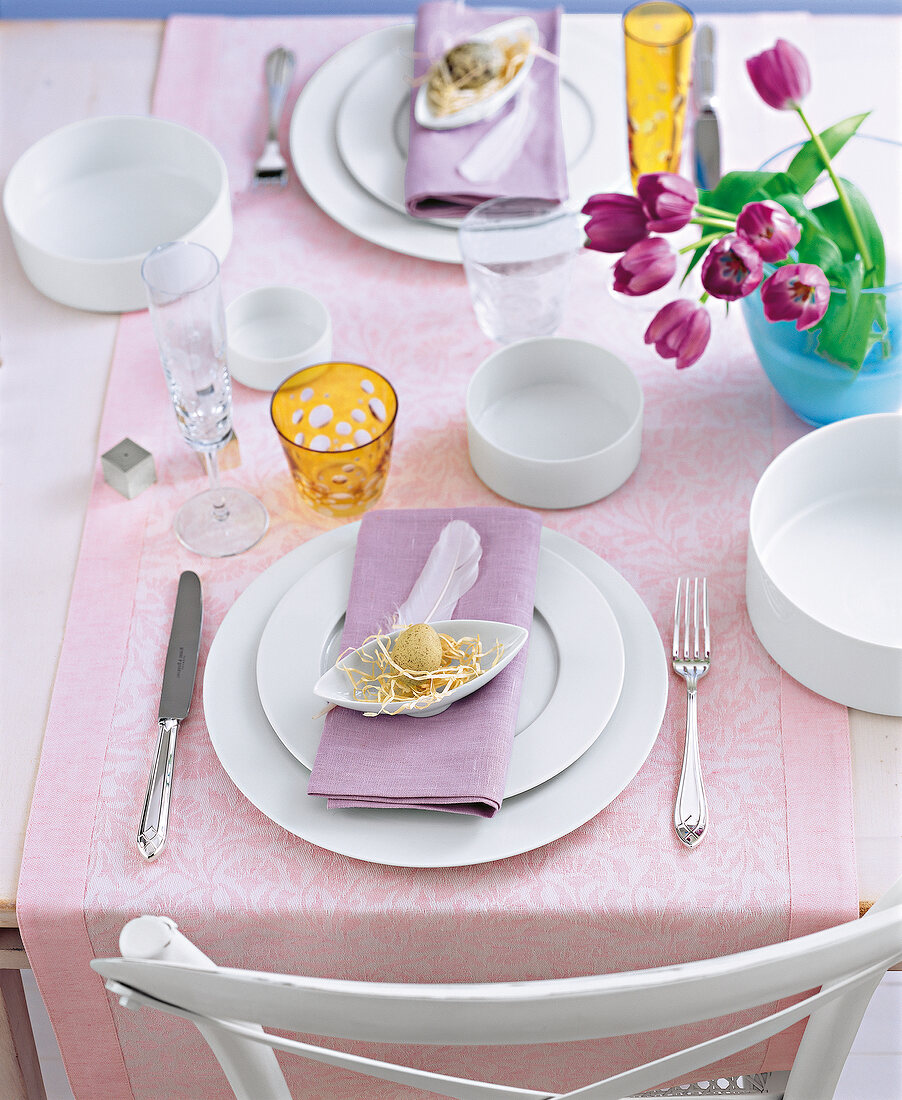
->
[701, 234, 764, 301]
[760, 263, 830, 330]
[636, 173, 698, 233]
[746, 39, 811, 111]
[612, 237, 677, 297]
[582, 192, 649, 253]
[644, 299, 711, 370]
[736, 200, 801, 262]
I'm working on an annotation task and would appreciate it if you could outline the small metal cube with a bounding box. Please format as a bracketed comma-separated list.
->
[101, 438, 157, 500]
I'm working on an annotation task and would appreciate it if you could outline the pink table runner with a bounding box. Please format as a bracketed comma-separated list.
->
[19, 15, 857, 1099]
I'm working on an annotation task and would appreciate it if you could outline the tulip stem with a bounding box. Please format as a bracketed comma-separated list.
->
[690, 217, 736, 230]
[679, 233, 722, 254]
[795, 106, 873, 274]
[694, 203, 737, 220]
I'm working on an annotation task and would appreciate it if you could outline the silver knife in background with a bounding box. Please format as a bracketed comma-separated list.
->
[137, 571, 203, 861]
[693, 24, 721, 190]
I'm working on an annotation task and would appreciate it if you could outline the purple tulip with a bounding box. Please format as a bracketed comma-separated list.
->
[636, 173, 698, 233]
[736, 200, 801, 262]
[612, 237, 677, 297]
[760, 263, 830, 330]
[746, 39, 811, 111]
[701, 234, 764, 301]
[582, 192, 649, 253]
[644, 299, 711, 370]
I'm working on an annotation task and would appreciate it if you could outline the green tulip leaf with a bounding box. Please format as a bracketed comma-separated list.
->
[699, 171, 773, 214]
[812, 259, 885, 371]
[812, 179, 886, 286]
[786, 113, 870, 194]
[796, 223, 845, 279]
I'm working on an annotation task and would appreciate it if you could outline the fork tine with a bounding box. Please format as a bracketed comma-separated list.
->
[692, 577, 700, 660]
[683, 576, 691, 659]
[672, 578, 683, 659]
[702, 577, 710, 659]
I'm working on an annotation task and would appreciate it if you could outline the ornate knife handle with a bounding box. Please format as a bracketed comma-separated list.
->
[137, 717, 180, 861]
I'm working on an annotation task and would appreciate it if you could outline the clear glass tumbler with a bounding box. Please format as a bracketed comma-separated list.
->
[141, 241, 269, 557]
[458, 197, 581, 345]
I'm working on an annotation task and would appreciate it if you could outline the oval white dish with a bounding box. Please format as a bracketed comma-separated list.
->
[413, 17, 539, 131]
[314, 619, 529, 716]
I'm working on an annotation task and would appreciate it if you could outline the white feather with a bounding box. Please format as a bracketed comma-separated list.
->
[393, 521, 482, 627]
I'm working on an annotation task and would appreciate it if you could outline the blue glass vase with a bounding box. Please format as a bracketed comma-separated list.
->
[740, 135, 902, 427]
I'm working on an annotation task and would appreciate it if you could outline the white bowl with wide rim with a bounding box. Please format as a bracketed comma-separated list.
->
[746, 412, 902, 716]
[3, 115, 232, 313]
[466, 337, 644, 509]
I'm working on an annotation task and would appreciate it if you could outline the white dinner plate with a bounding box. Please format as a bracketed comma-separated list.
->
[335, 26, 595, 225]
[204, 526, 668, 867]
[289, 21, 613, 264]
[255, 543, 625, 796]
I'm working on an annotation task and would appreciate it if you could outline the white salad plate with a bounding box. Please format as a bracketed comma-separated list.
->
[336, 29, 595, 226]
[747, 412, 902, 717]
[313, 619, 530, 717]
[290, 19, 620, 264]
[413, 17, 540, 131]
[204, 525, 668, 868]
[255, 544, 625, 795]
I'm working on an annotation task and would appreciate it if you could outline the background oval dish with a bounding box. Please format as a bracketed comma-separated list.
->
[413, 16, 540, 130]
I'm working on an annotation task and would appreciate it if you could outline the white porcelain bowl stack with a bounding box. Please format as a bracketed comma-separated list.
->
[746, 412, 902, 716]
[226, 285, 333, 391]
[466, 337, 644, 509]
[4, 115, 232, 312]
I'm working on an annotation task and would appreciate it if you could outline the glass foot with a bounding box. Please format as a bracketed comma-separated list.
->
[174, 487, 269, 558]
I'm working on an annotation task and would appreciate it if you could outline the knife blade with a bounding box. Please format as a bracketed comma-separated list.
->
[137, 570, 203, 861]
[693, 24, 721, 190]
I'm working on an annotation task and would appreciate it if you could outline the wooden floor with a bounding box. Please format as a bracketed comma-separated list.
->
[20, 969, 902, 1099]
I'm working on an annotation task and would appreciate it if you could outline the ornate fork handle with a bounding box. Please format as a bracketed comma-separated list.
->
[672, 577, 710, 850]
[674, 670, 708, 848]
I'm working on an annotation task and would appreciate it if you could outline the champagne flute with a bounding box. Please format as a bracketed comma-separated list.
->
[141, 241, 268, 557]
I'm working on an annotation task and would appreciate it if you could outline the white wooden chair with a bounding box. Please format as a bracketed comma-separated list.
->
[91, 872, 902, 1100]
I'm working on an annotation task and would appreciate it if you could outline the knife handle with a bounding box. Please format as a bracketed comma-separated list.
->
[696, 25, 716, 106]
[137, 718, 180, 861]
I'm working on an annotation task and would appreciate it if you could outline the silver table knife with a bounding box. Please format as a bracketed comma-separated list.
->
[137, 571, 203, 861]
[693, 24, 721, 190]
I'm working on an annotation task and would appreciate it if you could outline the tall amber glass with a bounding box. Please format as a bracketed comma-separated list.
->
[271, 362, 398, 519]
[623, 1, 694, 187]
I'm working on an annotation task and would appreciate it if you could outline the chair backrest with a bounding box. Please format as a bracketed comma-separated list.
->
[91, 873, 902, 1100]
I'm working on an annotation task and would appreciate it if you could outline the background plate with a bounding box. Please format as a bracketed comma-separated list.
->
[336, 31, 595, 224]
[290, 21, 614, 264]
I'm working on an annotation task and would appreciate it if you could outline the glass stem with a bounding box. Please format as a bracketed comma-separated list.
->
[203, 448, 230, 523]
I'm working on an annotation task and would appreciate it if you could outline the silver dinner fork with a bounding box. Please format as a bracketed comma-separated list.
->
[672, 577, 710, 849]
[252, 46, 296, 188]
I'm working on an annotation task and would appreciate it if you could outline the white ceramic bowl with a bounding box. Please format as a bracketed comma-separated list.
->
[466, 337, 643, 509]
[3, 115, 232, 313]
[226, 285, 333, 391]
[746, 412, 902, 716]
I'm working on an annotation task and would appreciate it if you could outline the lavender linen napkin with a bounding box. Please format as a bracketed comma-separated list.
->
[404, 3, 568, 219]
[308, 507, 542, 816]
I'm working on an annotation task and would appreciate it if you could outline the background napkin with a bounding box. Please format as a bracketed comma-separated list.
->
[404, 2, 568, 218]
[307, 506, 541, 815]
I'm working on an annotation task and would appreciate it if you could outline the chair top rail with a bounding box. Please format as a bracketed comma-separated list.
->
[91, 902, 902, 1046]
[99, 958, 889, 1100]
